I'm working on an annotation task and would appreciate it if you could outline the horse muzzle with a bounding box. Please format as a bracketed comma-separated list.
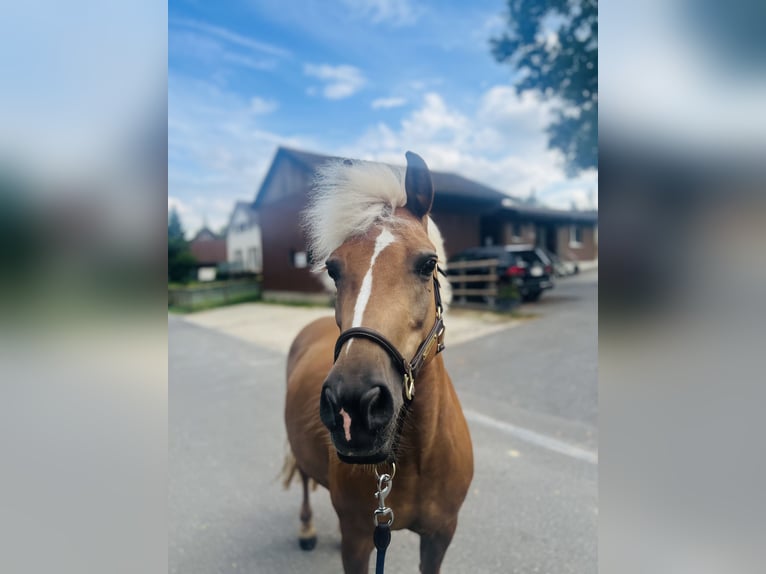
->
[319, 375, 398, 464]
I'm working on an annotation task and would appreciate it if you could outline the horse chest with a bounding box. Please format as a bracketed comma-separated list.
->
[328, 466, 461, 534]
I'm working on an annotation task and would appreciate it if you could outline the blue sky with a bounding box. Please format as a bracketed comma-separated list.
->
[169, 0, 598, 236]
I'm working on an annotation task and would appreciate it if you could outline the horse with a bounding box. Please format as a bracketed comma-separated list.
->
[283, 151, 474, 573]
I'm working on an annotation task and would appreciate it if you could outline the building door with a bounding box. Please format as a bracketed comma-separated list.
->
[479, 217, 503, 247]
[536, 224, 558, 254]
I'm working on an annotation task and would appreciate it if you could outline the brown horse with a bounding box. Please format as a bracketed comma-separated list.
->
[284, 152, 473, 573]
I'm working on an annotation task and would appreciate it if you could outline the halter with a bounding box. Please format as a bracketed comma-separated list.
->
[332, 275, 445, 403]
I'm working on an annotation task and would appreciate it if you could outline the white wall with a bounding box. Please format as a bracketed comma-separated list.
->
[226, 209, 262, 272]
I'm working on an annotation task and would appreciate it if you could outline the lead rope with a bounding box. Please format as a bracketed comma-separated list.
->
[373, 464, 395, 574]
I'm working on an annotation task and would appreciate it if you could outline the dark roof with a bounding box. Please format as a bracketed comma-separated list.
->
[191, 227, 222, 241]
[253, 147, 598, 224]
[502, 205, 598, 224]
[254, 147, 514, 208]
[430, 171, 513, 203]
[274, 147, 336, 173]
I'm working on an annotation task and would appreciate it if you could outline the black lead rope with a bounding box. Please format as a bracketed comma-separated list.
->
[374, 523, 391, 574]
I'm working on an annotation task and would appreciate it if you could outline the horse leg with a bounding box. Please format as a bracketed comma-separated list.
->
[339, 518, 374, 574]
[418, 521, 457, 574]
[298, 471, 317, 550]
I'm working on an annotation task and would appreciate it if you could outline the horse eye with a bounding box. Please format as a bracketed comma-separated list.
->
[419, 258, 437, 277]
[326, 261, 341, 282]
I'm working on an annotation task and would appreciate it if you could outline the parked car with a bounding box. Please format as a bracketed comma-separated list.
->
[542, 249, 580, 277]
[448, 244, 555, 303]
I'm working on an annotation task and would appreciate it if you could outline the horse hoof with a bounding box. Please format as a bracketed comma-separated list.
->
[299, 536, 317, 551]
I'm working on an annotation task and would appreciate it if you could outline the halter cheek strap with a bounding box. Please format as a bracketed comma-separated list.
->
[333, 276, 445, 403]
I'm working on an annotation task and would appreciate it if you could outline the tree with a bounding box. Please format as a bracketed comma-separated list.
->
[491, 0, 597, 175]
[168, 207, 196, 283]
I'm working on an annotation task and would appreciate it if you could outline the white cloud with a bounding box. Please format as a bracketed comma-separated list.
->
[168, 77, 596, 239]
[401, 93, 469, 142]
[304, 64, 366, 100]
[169, 19, 292, 75]
[340, 0, 422, 26]
[168, 196, 195, 238]
[371, 96, 407, 109]
[170, 29, 281, 71]
[168, 196, 190, 217]
[340, 87, 597, 208]
[250, 97, 279, 114]
[168, 75, 312, 236]
[543, 184, 598, 211]
[172, 18, 291, 58]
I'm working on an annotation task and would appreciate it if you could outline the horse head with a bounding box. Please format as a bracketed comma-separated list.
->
[310, 152, 444, 463]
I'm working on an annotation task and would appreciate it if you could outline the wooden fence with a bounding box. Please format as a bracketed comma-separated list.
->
[168, 278, 261, 311]
[447, 258, 503, 307]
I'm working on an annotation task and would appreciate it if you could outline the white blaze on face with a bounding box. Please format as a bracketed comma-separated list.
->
[346, 227, 396, 355]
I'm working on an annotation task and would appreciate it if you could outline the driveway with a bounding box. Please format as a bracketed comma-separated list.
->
[170, 272, 597, 573]
[181, 299, 524, 354]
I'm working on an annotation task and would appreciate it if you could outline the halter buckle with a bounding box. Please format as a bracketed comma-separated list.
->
[403, 372, 415, 401]
[436, 324, 445, 354]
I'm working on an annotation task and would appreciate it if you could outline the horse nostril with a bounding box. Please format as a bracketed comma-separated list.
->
[360, 385, 393, 431]
[319, 385, 340, 430]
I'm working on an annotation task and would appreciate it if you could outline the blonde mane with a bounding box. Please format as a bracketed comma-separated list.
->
[302, 158, 451, 306]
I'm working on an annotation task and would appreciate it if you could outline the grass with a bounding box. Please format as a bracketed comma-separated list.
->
[168, 279, 258, 290]
[258, 298, 333, 309]
[168, 293, 332, 314]
[168, 293, 262, 314]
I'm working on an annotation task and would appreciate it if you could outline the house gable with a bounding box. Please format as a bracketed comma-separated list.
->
[231, 207, 250, 229]
[227, 201, 259, 235]
[254, 148, 334, 209]
[193, 228, 218, 242]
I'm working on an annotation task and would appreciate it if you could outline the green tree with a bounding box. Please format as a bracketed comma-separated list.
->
[168, 208, 196, 283]
[491, 0, 597, 174]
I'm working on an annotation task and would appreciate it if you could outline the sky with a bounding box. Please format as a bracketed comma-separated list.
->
[168, 0, 599, 237]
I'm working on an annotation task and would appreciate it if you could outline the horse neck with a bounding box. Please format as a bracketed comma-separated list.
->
[397, 354, 453, 467]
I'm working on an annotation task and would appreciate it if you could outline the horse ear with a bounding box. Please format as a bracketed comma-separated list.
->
[404, 151, 434, 221]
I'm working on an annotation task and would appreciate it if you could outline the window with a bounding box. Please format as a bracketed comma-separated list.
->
[248, 248, 257, 269]
[234, 249, 243, 267]
[569, 225, 583, 247]
[511, 222, 522, 241]
[293, 251, 308, 269]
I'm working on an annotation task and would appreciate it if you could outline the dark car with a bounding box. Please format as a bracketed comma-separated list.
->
[448, 244, 555, 303]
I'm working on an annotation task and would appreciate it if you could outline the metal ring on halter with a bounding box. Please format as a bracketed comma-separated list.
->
[374, 462, 396, 481]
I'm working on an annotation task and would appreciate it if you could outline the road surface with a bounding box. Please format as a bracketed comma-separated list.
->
[169, 272, 597, 573]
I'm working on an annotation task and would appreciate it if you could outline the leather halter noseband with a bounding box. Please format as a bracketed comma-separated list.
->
[333, 275, 445, 403]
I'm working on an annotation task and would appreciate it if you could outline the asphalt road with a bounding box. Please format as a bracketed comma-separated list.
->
[169, 272, 597, 574]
